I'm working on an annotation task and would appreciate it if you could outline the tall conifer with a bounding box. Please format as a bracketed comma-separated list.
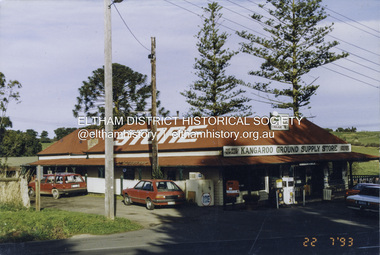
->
[181, 2, 251, 117]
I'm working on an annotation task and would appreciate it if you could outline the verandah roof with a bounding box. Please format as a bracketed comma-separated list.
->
[30, 151, 378, 167]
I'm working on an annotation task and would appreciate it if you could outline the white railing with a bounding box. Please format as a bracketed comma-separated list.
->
[86, 177, 139, 195]
[86, 178, 187, 196]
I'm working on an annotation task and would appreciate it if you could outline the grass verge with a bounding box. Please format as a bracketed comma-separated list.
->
[350, 146, 379, 175]
[0, 203, 142, 243]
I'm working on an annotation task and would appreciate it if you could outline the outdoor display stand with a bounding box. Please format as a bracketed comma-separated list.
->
[226, 180, 240, 204]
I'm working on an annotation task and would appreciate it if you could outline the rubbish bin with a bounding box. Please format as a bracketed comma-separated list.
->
[323, 188, 332, 200]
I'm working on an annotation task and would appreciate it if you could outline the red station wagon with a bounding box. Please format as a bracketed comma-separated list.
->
[122, 179, 185, 210]
[28, 173, 87, 199]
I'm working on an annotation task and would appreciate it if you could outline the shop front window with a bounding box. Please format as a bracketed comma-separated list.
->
[123, 168, 135, 180]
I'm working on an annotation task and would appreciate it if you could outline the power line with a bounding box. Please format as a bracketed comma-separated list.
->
[164, 0, 380, 90]
[330, 62, 380, 83]
[322, 66, 380, 89]
[328, 14, 380, 39]
[220, 1, 380, 81]
[164, 0, 239, 34]
[343, 58, 380, 74]
[337, 47, 380, 67]
[328, 34, 380, 57]
[183, 0, 268, 37]
[163, 0, 202, 18]
[326, 6, 380, 35]
[221, 0, 380, 64]
[113, 4, 150, 52]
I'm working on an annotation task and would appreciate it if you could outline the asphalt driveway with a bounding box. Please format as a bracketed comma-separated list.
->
[2, 195, 379, 254]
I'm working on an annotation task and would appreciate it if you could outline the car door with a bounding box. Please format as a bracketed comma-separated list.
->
[140, 181, 154, 203]
[129, 181, 145, 203]
[38, 176, 48, 194]
[41, 175, 55, 194]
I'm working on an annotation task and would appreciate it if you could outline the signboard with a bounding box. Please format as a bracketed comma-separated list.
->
[223, 144, 351, 157]
[270, 112, 289, 130]
[201, 193, 212, 206]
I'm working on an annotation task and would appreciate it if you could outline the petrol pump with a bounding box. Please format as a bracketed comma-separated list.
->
[274, 179, 284, 206]
[282, 177, 295, 205]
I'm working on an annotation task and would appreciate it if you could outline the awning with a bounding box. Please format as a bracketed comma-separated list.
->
[29, 151, 378, 167]
[29, 158, 105, 166]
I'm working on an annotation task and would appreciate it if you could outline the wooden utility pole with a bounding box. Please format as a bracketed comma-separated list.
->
[104, 0, 115, 220]
[35, 165, 42, 212]
[150, 37, 159, 178]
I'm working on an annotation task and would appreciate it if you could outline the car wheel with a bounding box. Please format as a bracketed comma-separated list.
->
[52, 189, 60, 199]
[124, 194, 132, 205]
[146, 198, 154, 210]
[28, 188, 35, 197]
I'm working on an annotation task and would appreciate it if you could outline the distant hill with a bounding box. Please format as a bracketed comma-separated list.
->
[332, 131, 379, 148]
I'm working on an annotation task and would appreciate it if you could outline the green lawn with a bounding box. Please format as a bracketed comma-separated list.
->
[330, 132, 379, 175]
[332, 131, 380, 147]
[350, 146, 379, 175]
[351, 145, 379, 157]
[0, 203, 142, 243]
[41, 141, 55, 151]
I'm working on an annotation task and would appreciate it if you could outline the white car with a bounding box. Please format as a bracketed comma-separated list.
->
[346, 184, 380, 213]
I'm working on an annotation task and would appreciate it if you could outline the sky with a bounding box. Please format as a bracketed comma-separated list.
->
[0, 0, 379, 138]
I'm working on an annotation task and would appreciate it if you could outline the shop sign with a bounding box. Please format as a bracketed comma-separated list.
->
[270, 112, 289, 130]
[223, 144, 351, 157]
[201, 193, 212, 206]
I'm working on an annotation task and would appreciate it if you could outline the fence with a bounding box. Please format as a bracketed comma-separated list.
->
[86, 177, 187, 196]
[349, 175, 379, 185]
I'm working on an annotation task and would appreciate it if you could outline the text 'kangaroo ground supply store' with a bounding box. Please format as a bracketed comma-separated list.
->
[30, 117, 378, 206]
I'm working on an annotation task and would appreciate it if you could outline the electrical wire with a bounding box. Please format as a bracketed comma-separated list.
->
[322, 66, 380, 89]
[112, 4, 150, 52]
[163, 0, 380, 90]
[330, 63, 380, 83]
[344, 58, 380, 74]
[325, 6, 380, 35]
[328, 34, 380, 57]
[329, 14, 380, 39]
[183, 0, 268, 37]
[337, 47, 380, 67]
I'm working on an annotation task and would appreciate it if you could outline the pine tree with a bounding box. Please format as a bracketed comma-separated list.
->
[237, 0, 348, 117]
[181, 2, 251, 117]
[73, 63, 169, 127]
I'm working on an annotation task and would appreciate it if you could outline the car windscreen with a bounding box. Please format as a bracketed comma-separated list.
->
[156, 181, 181, 191]
[360, 188, 380, 197]
[134, 181, 145, 190]
[65, 175, 84, 183]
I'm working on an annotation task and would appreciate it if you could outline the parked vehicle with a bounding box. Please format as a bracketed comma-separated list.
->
[345, 183, 379, 199]
[28, 173, 87, 199]
[346, 184, 380, 213]
[122, 179, 185, 210]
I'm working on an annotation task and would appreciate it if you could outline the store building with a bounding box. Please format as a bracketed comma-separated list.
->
[30, 116, 378, 206]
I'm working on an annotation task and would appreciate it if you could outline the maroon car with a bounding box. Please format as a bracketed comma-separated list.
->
[345, 183, 379, 199]
[122, 179, 185, 210]
[28, 173, 87, 199]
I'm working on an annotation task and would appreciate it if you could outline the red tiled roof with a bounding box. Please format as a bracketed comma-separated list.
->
[38, 129, 97, 156]
[31, 118, 378, 167]
[87, 117, 347, 153]
[29, 152, 378, 167]
[29, 158, 105, 166]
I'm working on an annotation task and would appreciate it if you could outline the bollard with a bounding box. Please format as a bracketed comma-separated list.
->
[303, 189, 306, 207]
[85, 173, 88, 184]
[120, 175, 123, 195]
[276, 190, 279, 209]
